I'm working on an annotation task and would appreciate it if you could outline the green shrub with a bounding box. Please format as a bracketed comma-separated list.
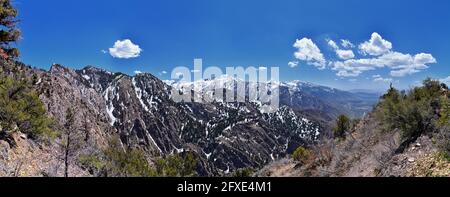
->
[154, 152, 198, 177]
[376, 79, 449, 149]
[0, 76, 55, 139]
[292, 146, 313, 164]
[79, 153, 107, 176]
[80, 137, 199, 177]
[102, 137, 156, 177]
[439, 96, 449, 127]
[333, 115, 350, 139]
[79, 137, 156, 177]
[438, 151, 450, 162]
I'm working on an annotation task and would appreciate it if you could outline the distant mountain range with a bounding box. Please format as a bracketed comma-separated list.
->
[167, 76, 381, 124]
[0, 59, 380, 176]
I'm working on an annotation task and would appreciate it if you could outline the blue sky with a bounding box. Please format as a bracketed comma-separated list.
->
[15, 0, 450, 91]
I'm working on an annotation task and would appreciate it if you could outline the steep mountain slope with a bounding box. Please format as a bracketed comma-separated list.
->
[1, 60, 325, 176]
[77, 66, 322, 175]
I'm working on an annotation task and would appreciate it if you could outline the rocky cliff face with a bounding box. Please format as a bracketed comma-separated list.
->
[1, 60, 326, 176]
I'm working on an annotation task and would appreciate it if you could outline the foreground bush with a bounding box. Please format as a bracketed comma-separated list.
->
[376, 79, 449, 152]
[0, 75, 55, 140]
[79, 137, 198, 177]
[334, 115, 350, 139]
[154, 152, 198, 177]
[292, 146, 313, 164]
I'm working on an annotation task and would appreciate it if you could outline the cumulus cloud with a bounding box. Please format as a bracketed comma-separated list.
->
[359, 32, 392, 56]
[336, 49, 355, 60]
[290, 32, 436, 78]
[332, 33, 435, 77]
[293, 38, 326, 69]
[332, 51, 436, 77]
[386, 52, 436, 77]
[109, 39, 142, 59]
[332, 60, 376, 77]
[328, 39, 355, 60]
[288, 61, 299, 68]
[372, 75, 393, 83]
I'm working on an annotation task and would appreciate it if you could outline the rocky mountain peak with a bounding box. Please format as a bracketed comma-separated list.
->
[1, 60, 378, 176]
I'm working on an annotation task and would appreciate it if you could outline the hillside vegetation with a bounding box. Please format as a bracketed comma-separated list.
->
[258, 79, 449, 177]
[0, 67, 55, 142]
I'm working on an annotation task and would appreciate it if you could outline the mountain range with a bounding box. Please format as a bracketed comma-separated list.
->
[0, 59, 380, 176]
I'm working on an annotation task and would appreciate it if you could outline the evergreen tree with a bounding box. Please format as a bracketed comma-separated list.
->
[0, 0, 21, 59]
[61, 107, 83, 177]
[0, 75, 54, 139]
[334, 115, 350, 139]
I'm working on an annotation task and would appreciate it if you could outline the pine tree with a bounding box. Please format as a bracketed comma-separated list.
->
[0, 75, 54, 139]
[63, 108, 75, 177]
[61, 107, 82, 177]
[334, 115, 350, 139]
[0, 0, 20, 59]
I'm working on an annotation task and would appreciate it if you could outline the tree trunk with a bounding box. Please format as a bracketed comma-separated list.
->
[64, 135, 70, 177]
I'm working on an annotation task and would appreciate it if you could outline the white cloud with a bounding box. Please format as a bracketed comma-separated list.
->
[109, 39, 142, 59]
[288, 61, 299, 68]
[101, 50, 107, 54]
[290, 32, 436, 78]
[341, 39, 355, 48]
[336, 49, 355, 60]
[332, 61, 375, 77]
[331, 32, 436, 77]
[293, 38, 326, 69]
[134, 70, 143, 74]
[382, 52, 436, 77]
[372, 75, 393, 83]
[359, 32, 392, 56]
[332, 51, 436, 77]
[328, 39, 355, 60]
[415, 53, 436, 65]
[327, 39, 339, 50]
